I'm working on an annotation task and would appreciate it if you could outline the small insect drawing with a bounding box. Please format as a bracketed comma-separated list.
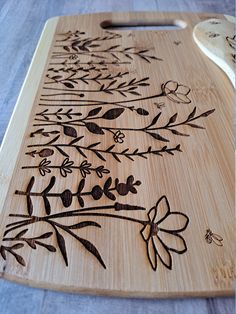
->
[205, 229, 223, 246]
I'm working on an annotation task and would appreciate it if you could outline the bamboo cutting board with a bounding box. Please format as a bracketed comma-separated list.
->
[0, 12, 234, 298]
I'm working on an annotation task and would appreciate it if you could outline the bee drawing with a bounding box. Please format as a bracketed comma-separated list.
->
[205, 229, 223, 246]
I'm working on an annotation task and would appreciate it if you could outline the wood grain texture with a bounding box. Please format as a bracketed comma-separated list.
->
[0, 0, 235, 313]
[0, 10, 234, 298]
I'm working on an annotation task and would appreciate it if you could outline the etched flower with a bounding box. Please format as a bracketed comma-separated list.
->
[69, 54, 78, 60]
[60, 158, 74, 177]
[162, 81, 191, 104]
[38, 158, 51, 176]
[113, 130, 125, 143]
[140, 196, 189, 270]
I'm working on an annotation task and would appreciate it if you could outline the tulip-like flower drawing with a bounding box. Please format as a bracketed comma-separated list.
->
[140, 196, 189, 270]
[161, 81, 191, 104]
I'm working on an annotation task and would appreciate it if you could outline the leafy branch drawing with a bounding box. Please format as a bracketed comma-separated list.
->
[15, 175, 141, 215]
[22, 158, 110, 178]
[55, 30, 122, 44]
[26, 135, 182, 162]
[45, 71, 129, 88]
[47, 59, 131, 72]
[52, 45, 162, 63]
[40, 81, 192, 116]
[42, 77, 149, 97]
[33, 106, 215, 143]
[2, 196, 189, 270]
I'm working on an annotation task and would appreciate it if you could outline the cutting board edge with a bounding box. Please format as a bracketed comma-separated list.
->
[0, 271, 234, 298]
[0, 17, 59, 216]
[0, 11, 234, 298]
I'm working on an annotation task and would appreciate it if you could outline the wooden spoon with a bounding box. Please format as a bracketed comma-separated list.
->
[193, 17, 235, 87]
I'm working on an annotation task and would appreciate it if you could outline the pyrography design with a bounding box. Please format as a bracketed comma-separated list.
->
[1, 192, 189, 271]
[0, 29, 213, 272]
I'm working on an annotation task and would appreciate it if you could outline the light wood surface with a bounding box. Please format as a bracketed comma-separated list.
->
[193, 18, 235, 87]
[0, 11, 234, 298]
[0, 1, 235, 313]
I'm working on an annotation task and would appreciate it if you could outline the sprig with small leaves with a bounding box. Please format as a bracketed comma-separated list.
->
[22, 158, 110, 178]
[26, 135, 182, 162]
[15, 175, 141, 215]
[42, 77, 149, 97]
[33, 107, 215, 143]
[52, 45, 163, 64]
[45, 71, 129, 88]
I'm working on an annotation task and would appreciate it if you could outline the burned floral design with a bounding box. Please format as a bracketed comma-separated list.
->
[2, 195, 189, 270]
[113, 130, 125, 143]
[161, 81, 191, 104]
[140, 196, 189, 270]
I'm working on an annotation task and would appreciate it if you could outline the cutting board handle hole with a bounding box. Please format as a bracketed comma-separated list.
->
[100, 19, 186, 30]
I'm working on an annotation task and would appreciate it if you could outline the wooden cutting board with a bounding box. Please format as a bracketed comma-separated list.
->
[0, 12, 234, 298]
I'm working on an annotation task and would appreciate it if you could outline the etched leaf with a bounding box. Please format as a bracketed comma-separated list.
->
[137, 108, 149, 116]
[15, 229, 28, 239]
[37, 232, 53, 239]
[168, 113, 178, 124]
[102, 108, 125, 120]
[85, 122, 104, 134]
[27, 195, 33, 216]
[43, 196, 51, 215]
[149, 112, 162, 127]
[148, 132, 169, 142]
[46, 135, 60, 145]
[68, 221, 101, 229]
[87, 107, 102, 117]
[39, 148, 54, 157]
[200, 108, 215, 117]
[0, 246, 6, 260]
[77, 178, 85, 194]
[54, 227, 68, 266]
[78, 237, 106, 269]
[36, 241, 56, 252]
[26, 177, 35, 193]
[94, 151, 106, 161]
[43, 176, 56, 193]
[63, 125, 77, 138]
[55, 146, 69, 157]
[76, 147, 87, 158]
[171, 129, 189, 136]
[15, 253, 26, 267]
[63, 46, 70, 52]
[60, 190, 73, 207]
[64, 82, 74, 88]
[91, 185, 103, 200]
[104, 177, 112, 190]
[69, 136, 84, 145]
[187, 107, 196, 120]
[187, 123, 205, 129]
